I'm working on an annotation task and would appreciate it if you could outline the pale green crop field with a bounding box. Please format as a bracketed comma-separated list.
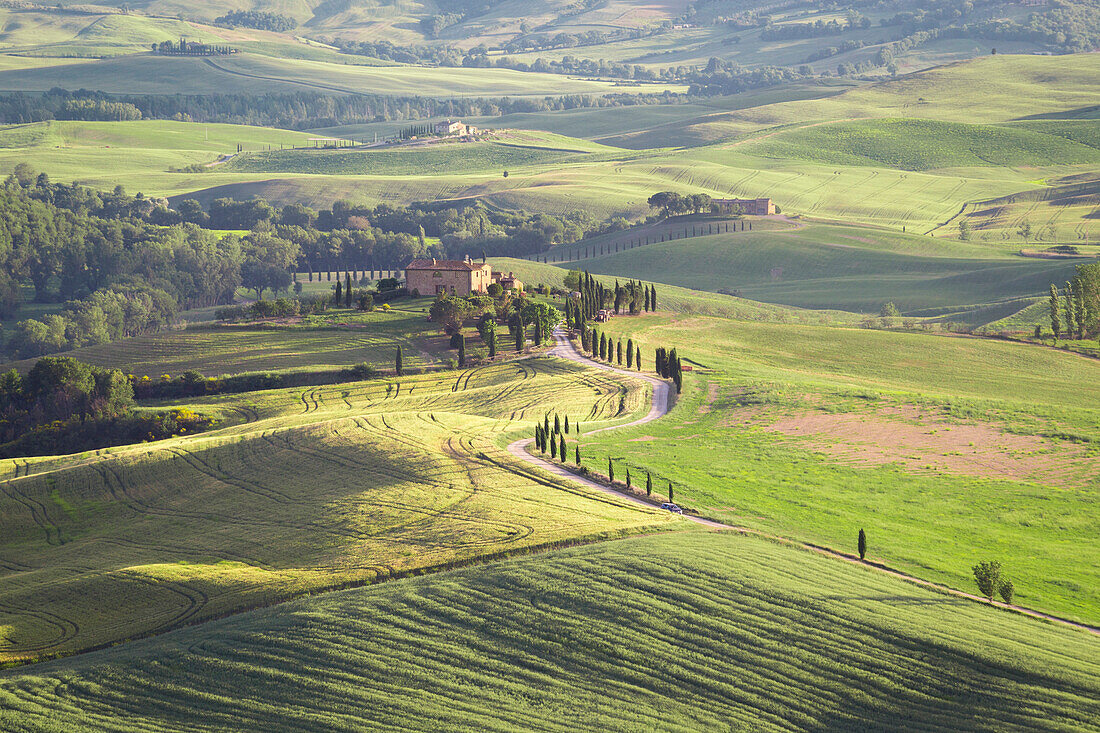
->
[0, 354, 672, 662]
[1, 532, 1097, 731]
[552, 222, 1089, 312]
[584, 312, 1100, 624]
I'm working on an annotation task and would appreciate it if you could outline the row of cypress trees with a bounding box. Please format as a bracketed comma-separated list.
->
[574, 270, 658, 320]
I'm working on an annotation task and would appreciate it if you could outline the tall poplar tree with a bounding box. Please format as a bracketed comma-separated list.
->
[1049, 283, 1062, 338]
[395, 345, 403, 376]
[559, 434, 566, 462]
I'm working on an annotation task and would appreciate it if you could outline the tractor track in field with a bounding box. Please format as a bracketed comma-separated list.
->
[509, 327, 1100, 637]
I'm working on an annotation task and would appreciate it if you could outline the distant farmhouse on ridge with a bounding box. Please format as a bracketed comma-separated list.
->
[434, 119, 479, 137]
[405, 256, 523, 296]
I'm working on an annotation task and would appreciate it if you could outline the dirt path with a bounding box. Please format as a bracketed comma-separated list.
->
[509, 327, 1100, 637]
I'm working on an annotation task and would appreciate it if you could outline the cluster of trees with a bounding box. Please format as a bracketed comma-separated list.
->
[58, 99, 143, 121]
[583, 327, 642, 371]
[214, 10, 296, 32]
[533, 412, 579, 464]
[973, 560, 1014, 604]
[0, 357, 211, 457]
[655, 346, 684, 393]
[0, 88, 690, 129]
[761, 15, 869, 41]
[1047, 263, 1099, 341]
[150, 40, 235, 56]
[429, 290, 560, 355]
[564, 270, 659, 325]
[647, 191, 716, 217]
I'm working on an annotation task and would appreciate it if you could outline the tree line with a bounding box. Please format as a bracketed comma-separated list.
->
[0, 88, 693, 129]
[214, 10, 296, 32]
[1047, 263, 1099, 341]
[0, 357, 210, 457]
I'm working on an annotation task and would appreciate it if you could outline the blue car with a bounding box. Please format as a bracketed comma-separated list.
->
[660, 502, 683, 515]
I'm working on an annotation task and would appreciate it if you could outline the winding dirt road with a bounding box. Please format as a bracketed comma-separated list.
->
[509, 327, 1100, 637]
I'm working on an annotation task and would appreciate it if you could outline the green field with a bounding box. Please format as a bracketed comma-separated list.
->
[0, 353, 672, 662]
[739, 118, 1100, 171]
[543, 222, 1090, 312]
[581, 312, 1100, 624]
[227, 141, 596, 177]
[2, 532, 1097, 731]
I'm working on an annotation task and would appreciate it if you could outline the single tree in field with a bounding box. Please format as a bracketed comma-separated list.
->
[575, 445, 580, 464]
[625, 468, 631, 489]
[1018, 220, 1033, 245]
[999, 579, 1014, 604]
[457, 334, 466, 367]
[972, 560, 1002, 600]
[1049, 284, 1062, 339]
[858, 528, 867, 560]
[608, 458, 614, 482]
[668, 482, 674, 503]
[646, 472, 652, 497]
[395, 345, 403, 376]
[559, 434, 566, 462]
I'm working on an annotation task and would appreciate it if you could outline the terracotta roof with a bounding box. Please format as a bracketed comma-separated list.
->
[406, 259, 487, 272]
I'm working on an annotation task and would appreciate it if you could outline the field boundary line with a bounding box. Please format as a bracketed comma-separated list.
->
[510, 326, 1100, 637]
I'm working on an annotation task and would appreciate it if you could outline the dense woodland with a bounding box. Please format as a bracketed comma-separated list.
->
[0, 164, 634, 358]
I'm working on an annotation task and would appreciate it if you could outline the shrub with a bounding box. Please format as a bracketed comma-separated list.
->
[972, 560, 1002, 600]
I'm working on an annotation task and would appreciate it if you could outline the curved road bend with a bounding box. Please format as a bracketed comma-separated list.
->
[507, 326, 1100, 636]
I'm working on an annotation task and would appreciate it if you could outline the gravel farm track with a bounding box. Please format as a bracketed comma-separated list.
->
[509, 326, 1100, 638]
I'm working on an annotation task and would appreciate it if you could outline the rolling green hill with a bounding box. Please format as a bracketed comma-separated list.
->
[2, 532, 1097, 731]
[585, 310, 1100, 624]
[548, 222, 1089, 312]
[0, 353, 670, 663]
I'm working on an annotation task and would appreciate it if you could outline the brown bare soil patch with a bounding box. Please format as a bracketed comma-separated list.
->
[698, 382, 720, 414]
[746, 405, 1097, 487]
[628, 435, 658, 442]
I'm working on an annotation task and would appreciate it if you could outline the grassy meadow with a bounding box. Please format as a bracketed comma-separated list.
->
[0, 353, 674, 662]
[580, 312, 1100, 624]
[544, 221, 1088, 313]
[1, 532, 1097, 731]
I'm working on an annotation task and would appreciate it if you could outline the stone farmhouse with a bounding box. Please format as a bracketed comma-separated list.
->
[711, 197, 776, 215]
[434, 119, 479, 136]
[405, 257, 492, 296]
[404, 258, 524, 297]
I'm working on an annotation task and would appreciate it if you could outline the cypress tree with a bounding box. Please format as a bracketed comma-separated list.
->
[534, 425, 542, 451]
[600, 333, 607, 360]
[564, 415, 570, 433]
[559, 434, 566, 462]
[554, 414, 561, 434]
[1073, 278, 1086, 338]
[636, 346, 642, 371]
[345, 272, 352, 307]
[395, 345, 403, 376]
[626, 338, 634, 368]
[626, 468, 631, 489]
[616, 339, 623, 365]
[575, 445, 580, 464]
[651, 285, 658, 311]
[535, 318, 543, 345]
[335, 280, 342, 305]
[608, 458, 614, 482]
[858, 528, 867, 560]
[544, 415, 550, 443]
[646, 472, 652, 497]
[458, 334, 466, 366]
[668, 482, 674, 503]
[487, 320, 496, 359]
[550, 434, 557, 459]
[516, 318, 525, 351]
[1049, 284, 1062, 338]
[1064, 282, 1075, 338]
